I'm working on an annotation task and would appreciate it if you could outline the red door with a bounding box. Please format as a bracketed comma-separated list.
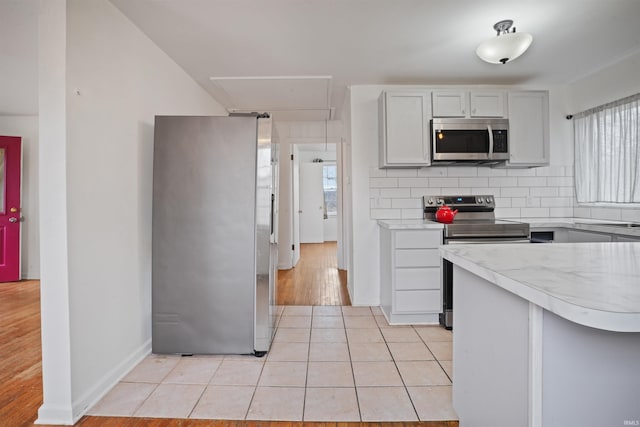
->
[0, 136, 22, 282]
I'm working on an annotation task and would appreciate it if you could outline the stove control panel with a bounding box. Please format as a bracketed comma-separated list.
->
[423, 194, 496, 213]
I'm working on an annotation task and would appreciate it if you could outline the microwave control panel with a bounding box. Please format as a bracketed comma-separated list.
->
[492, 130, 508, 153]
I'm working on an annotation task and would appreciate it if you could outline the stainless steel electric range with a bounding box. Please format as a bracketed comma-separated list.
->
[423, 195, 530, 329]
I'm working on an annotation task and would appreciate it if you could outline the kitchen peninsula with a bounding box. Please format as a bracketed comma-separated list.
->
[440, 242, 640, 427]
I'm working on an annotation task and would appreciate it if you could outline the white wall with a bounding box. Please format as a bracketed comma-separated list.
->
[0, 115, 39, 278]
[347, 84, 574, 306]
[567, 50, 640, 223]
[37, 0, 227, 423]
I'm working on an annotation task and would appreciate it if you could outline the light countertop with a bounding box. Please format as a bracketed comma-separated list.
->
[515, 217, 640, 237]
[377, 219, 444, 230]
[379, 217, 640, 237]
[440, 242, 640, 332]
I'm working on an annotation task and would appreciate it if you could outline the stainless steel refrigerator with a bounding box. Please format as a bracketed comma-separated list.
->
[151, 114, 278, 355]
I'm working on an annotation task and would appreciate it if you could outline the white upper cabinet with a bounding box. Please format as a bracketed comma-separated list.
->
[432, 90, 506, 117]
[504, 91, 550, 167]
[469, 91, 506, 117]
[431, 90, 468, 117]
[379, 91, 431, 168]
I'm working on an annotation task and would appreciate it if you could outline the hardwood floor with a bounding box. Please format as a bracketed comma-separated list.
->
[0, 280, 42, 427]
[277, 242, 351, 306]
[4, 276, 457, 426]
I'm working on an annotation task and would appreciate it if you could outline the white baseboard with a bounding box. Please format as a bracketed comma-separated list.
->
[36, 339, 152, 424]
[21, 270, 40, 280]
[35, 404, 74, 425]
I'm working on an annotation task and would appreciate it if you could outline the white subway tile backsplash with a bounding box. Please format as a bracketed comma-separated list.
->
[443, 187, 470, 194]
[447, 166, 478, 177]
[489, 177, 518, 187]
[495, 207, 521, 218]
[478, 168, 507, 177]
[401, 209, 424, 219]
[573, 206, 591, 217]
[398, 177, 429, 187]
[531, 187, 558, 197]
[370, 177, 399, 188]
[371, 197, 392, 209]
[470, 188, 499, 196]
[517, 177, 547, 187]
[459, 177, 489, 187]
[507, 169, 536, 177]
[368, 163, 629, 221]
[547, 177, 574, 187]
[511, 198, 526, 208]
[520, 208, 550, 217]
[535, 166, 565, 177]
[500, 187, 530, 197]
[392, 198, 422, 209]
[380, 188, 411, 198]
[370, 168, 387, 178]
[549, 207, 575, 217]
[370, 209, 402, 219]
[525, 197, 541, 207]
[590, 207, 622, 221]
[417, 167, 447, 177]
[494, 198, 511, 208]
[558, 187, 575, 197]
[386, 169, 418, 177]
[540, 197, 573, 208]
[410, 188, 442, 197]
[429, 177, 459, 187]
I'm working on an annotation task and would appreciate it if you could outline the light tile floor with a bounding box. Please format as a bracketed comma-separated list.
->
[88, 306, 457, 422]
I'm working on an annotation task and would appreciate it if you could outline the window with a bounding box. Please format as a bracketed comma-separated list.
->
[323, 164, 337, 217]
[574, 93, 640, 203]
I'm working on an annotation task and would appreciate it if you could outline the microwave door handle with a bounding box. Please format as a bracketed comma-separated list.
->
[487, 124, 494, 160]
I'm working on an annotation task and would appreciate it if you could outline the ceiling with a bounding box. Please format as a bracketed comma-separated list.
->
[2, 0, 640, 119]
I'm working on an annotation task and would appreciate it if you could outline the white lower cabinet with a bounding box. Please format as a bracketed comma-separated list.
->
[380, 228, 442, 324]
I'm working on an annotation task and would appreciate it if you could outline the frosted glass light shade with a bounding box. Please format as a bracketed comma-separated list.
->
[476, 32, 533, 64]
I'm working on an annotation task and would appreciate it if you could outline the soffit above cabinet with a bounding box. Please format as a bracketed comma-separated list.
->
[209, 76, 333, 121]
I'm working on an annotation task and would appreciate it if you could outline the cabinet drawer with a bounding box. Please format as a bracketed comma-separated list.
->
[395, 249, 440, 267]
[395, 268, 440, 290]
[395, 230, 441, 248]
[395, 290, 441, 313]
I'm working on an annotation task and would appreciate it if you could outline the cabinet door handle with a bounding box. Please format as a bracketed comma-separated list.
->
[487, 125, 494, 160]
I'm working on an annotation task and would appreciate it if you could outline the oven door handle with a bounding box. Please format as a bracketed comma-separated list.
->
[487, 124, 494, 160]
[446, 238, 531, 244]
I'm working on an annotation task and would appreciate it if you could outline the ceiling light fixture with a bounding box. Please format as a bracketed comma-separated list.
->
[476, 19, 533, 64]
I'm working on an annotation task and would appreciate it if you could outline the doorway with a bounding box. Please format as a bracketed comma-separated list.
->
[277, 142, 349, 306]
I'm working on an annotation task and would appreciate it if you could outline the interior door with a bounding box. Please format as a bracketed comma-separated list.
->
[299, 162, 324, 243]
[0, 136, 22, 282]
[291, 146, 300, 266]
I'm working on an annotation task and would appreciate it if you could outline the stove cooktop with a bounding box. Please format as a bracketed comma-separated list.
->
[423, 194, 530, 239]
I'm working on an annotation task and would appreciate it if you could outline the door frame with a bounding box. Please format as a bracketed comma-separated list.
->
[280, 139, 344, 270]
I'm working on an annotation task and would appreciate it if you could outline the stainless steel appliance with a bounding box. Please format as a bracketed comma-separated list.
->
[152, 114, 277, 356]
[424, 195, 529, 329]
[431, 118, 509, 164]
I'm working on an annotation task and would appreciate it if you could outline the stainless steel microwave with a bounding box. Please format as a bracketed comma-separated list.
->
[431, 118, 509, 164]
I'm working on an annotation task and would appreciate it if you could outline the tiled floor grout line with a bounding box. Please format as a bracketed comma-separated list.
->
[378, 312, 421, 421]
[242, 356, 265, 420]
[300, 308, 313, 422]
[93, 305, 454, 421]
[343, 306, 363, 422]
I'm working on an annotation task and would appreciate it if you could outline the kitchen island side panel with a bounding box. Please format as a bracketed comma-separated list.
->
[452, 266, 530, 426]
